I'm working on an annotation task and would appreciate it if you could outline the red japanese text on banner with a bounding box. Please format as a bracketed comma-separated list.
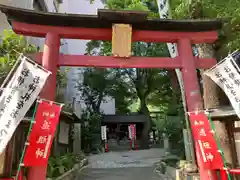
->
[189, 112, 224, 170]
[23, 101, 62, 166]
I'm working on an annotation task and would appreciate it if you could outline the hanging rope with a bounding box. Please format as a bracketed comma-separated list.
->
[15, 101, 39, 180]
[207, 112, 232, 180]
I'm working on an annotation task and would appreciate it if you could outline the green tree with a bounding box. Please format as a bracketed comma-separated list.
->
[87, 0, 185, 149]
[89, 0, 239, 160]
[0, 29, 68, 104]
[0, 30, 37, 85]
[56, 68, 68, 103]
[86, 41, 172, 149]
[78, 68, 112, 113]
[170, 0, 240, 56]
[107, 69, 137, 114]
[170, 0, 240, 166]
[78, 66, 137, 114]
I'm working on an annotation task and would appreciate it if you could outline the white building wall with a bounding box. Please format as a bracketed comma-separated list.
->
[58, 0, 115, 116]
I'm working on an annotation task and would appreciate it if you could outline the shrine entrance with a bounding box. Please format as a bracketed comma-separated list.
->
[0, 5, 222, 180]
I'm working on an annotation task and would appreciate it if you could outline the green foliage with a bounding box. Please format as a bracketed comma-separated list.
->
[78, 68, 115, 113]
[85, 0, 181, 149]
[90, 0, 240, 54]
[151, 90, 185, 154]
[86, 41, 172, 114]
[171, 0, 240, 55]
[0, 29, 68, 106]
[85, 0, 239, 154]
[103, 0, 148, 10]
[85, 1, 173, 115]
[86, 0, 208, 151]
[153, 115, 183, 139]
[56, 67, 69, 103]
[77, 65, 137, 114]
[81, 111, 103, 153]
[47, 152, 85, 178]
[0, 29, 37, 84]
[90, 0, 240, 56]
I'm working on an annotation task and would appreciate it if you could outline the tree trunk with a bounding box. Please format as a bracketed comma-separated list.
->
[168, 70, 180, 114]
[139, 98, 150, 149]
[198, 43, 233, 166]
[169, 70, 179, 91]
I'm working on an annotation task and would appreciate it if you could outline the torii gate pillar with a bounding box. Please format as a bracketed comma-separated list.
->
[178, 38, 218, 180]
[27, 32, 60, 180]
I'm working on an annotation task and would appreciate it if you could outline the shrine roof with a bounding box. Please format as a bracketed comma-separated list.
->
[0, 5, 222, 32]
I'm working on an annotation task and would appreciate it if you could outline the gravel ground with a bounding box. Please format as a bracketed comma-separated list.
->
[75, 148, 167, 180]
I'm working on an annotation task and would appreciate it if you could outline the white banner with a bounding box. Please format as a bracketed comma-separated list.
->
[204, 54, 240, 118]
[0, 56, 50, 153]
[128, 125, 131, 139]
[101, 126, 107, 140]
[128, 124, 136, 140]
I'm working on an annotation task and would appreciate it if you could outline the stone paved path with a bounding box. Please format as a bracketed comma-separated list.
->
[75, 148, 166, 180]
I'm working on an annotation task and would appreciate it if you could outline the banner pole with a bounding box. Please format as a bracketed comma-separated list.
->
[12, 50, 51, 74]
[15, 101, 39, 180]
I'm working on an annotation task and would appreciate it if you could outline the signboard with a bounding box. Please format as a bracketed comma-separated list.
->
[73, 123, 81, 153]
[128, 124, 136, 140]
[189, 112, 224, 169]
[0, 57, 50, 153]
[101, 126, 107, 140]
[23, 100, 62, 166]
[58, 121, 69, 144]
[205, 53, 240, 118]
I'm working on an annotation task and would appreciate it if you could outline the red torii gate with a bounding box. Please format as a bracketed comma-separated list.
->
[0, 5, 222, 180]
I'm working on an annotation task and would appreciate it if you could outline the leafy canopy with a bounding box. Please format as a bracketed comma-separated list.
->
[0, 30, 37, 84]
[0, 30, 68, 106]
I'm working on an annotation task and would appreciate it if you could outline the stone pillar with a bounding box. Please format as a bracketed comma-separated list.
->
[73, 124, 81, 154]
[163, 133, 170, 155]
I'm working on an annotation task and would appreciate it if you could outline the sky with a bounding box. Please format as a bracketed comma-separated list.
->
[60, 0, 104, 55]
